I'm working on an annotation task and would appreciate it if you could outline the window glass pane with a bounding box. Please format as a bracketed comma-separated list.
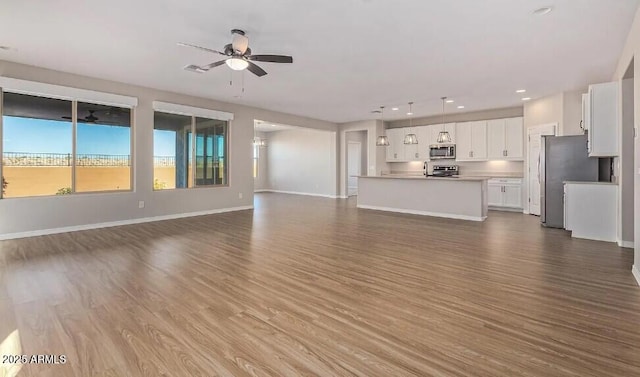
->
[195, 117, 227, 186]
[75, 102, 131, 192]
[2, 92, 72, 198]
[153, 112, 192, 190]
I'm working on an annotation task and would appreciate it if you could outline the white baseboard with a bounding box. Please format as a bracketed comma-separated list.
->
[253, 189, 270, 193]
[357, 204, 486, 222]
[0, 205, 254, 241]
[618, 240, 634, 248]
[633, 265, 640, 287]
[258, 190, 340, 199]
[489, 206, 523, 213]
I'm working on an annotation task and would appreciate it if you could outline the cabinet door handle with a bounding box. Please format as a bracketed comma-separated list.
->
[394, 153, 397, 158]
[469, 151, 471, 157]
[415, 153, 419, 158]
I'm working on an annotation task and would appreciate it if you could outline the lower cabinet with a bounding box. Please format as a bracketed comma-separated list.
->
[564, 182, 617, 242]
[488, 178, 522, 210]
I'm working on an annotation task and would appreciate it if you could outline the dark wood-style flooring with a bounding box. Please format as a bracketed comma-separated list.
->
[1, 193, 639, 376]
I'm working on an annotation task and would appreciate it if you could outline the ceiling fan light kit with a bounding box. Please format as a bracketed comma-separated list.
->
[226, 57, 249, 71]
[179, 29, 293, 77]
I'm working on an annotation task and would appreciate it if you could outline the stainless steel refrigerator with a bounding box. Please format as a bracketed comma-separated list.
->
[540, 135, 598, 228]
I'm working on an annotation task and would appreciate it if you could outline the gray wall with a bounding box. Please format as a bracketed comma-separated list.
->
[613, 4, 639, 277]
[266, 128, 337, 197]
[620, 78, 635, 245]
[346, 130, 368, 177]
[0, 60, 337, 237]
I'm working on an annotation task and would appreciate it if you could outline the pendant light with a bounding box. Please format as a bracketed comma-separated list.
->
[375, 106, 390, 146]
[436, 97, 452, 144]
[403, 102, 418, 144]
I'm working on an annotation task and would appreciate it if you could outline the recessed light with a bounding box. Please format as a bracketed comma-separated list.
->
[521, 97, 531, 101]
[391, 107, 399, 111]
[407, 112, 413, 116]
[533, 6, 553, 15]
[516, 89, 526, 93]
[271, 124, 276, 127]
[457, 105, 465, 109]
[446, 100, 454, 103]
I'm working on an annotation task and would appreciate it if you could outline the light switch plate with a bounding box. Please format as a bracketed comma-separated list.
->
[138, 201, 145, 209]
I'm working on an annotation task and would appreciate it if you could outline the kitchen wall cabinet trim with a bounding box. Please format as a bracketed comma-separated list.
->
[586, 81, 619, 157]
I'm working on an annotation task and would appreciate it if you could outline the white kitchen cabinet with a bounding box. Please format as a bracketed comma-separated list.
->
[564, 182, 617, 242]
[487, 117, 524, 161]
[581, 93, 590, 132]
[488, 178, 523, 210]
[403, 127, 421, 161]
[385, 128, 405, 162]
[415, 126, 430, 161]
[487, 184, 503, 207]
[456, 121, 487, 161]
[587, 81, 619, 157]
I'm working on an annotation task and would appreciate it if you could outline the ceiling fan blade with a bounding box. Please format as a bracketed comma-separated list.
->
[177, 42, 225, 55]
[232, 33, 249, 54]
[246, 61, 267, 77]
[248, 55, 293, 63]
[202, 60, 227, 70]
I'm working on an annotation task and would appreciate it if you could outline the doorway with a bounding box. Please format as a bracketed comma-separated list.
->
[527, 124, 557, 215]
[347, 142, 361, 196]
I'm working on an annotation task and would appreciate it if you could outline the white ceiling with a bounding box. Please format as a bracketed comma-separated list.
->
[0, 0, 637, 123]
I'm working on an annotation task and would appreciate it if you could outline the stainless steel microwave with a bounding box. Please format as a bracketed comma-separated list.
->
[429, 144, 456, 160]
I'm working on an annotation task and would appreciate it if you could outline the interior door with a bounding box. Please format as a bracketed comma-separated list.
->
[347, 142, 361, 196]
[528, 125, 557, 215]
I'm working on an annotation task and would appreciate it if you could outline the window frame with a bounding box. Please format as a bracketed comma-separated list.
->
[0, 79, 137, 199]
[152, 102, 233, 191]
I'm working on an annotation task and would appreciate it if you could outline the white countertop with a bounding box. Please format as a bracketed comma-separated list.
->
[358, 175, 490, 182]
[564, 181, 618, 186]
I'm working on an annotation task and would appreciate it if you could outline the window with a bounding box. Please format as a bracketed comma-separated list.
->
[153, 111, 228, 190]
[75, 102, 131, 192]
[195, 117, 227, 186]
[1, 93, 73, 198]
[153, 112, 192, 190]
[0, 90, 134, 199]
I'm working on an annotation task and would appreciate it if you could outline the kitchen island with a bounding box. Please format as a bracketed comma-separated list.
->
[357, 175, 489, 221]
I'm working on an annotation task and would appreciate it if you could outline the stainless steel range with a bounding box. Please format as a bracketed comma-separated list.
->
[426, 165, 459, 177]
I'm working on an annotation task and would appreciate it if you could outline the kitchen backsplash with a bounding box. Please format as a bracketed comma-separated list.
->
[387, 161, 524, 177]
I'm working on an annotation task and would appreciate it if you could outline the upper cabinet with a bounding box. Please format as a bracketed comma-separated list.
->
[456, 121, 487, 161]
[585, 82, 619, 157]
[487, 117, 523, 160]
[403, 127, 420, 161]
[385, 128, 405, 162]
[383, 116, 523, 163]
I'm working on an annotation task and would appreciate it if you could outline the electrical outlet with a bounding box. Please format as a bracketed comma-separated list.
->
[138, 201, 145, 209]
[238, 192, 243, 199]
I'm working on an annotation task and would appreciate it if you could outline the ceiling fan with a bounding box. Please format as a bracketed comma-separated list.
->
[178, 29, 293, 77]
[62, 110, 119, 125]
